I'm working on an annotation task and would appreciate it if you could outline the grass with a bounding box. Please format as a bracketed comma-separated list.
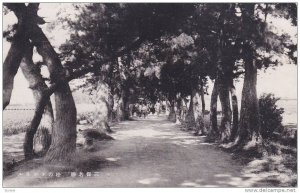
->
[3, 104, 97, 136]
[3, 110, 34, 136]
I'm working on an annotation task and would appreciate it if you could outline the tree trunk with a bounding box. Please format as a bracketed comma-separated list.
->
[23, 92, 52, 159]
[20, 45, 53, 158]
[29, 23, 77, 163]
[185, 91, 196, 130]
[93, 96, 113, 133]
[218, 81, 232, 142]
[91, 82, 113, 133]
[230, 81, 239, 141]
[175, 96, 182, 125]
[209, 79, 219, 138]
[107, 91, 114, 122]
[181, 98, 187, 122]
[168, 100, 176, 122]
[193, 90, 205, 135]
[3, 8, 27, 109]
[114, 94, 122, 122]
[117, 56, 131, 121]
[236, 58, 261, 146]
[200, 85, 206, 115]
[119, 87, 130, 121]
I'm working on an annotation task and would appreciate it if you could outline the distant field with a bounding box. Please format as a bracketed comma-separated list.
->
[3, 100, 297, 136]
[277, 99, 297, 125]
[3, 103, 96, 136]
[3, 109, 34, 135]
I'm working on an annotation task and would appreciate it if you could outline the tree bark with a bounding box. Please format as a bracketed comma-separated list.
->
[192, 89, 205, 135]
[21, 44, 53, 159]
[23, 93, 52, 159]
[3, 4, 28, 109]
[93, 96, 113, 133]
[117, 56, 131, 121]
[185, 91, 196, 130]
[119, 86, 130, 121]
[114, 94, 122, 122]
[28, 22, 77, 163]
[168, 100, 176, 122]
[236, 58, 261, 145]
[218, 81, 232, 142]
[200, 85, 206, 115]
[180, 98, 187, 122]
[90, 82, 113, 133]
[107, 90, 114, 122]
[229, 81, 239, 141]
[209, 79, 219, 138]
[175, 96, 182, 124]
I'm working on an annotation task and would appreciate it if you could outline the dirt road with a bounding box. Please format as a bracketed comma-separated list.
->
[4, 115, 262, 187]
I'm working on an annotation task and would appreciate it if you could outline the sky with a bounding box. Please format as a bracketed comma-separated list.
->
[2, 3, 298, 105]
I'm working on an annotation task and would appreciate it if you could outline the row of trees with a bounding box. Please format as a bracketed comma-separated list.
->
[3, 3, 296, 162]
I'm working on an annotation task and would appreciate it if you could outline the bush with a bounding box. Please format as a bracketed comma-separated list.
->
[259, 93, 284, 139]
[77, 112, 94, 124]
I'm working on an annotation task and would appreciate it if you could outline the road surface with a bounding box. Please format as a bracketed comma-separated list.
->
[4, 115, 262, 187]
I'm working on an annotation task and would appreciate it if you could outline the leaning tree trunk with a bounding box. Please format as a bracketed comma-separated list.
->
[28, 23, 77, 163]
[3, 6, 27, 109]
[209, 79, 219, 139]
[218, 80, 232, 142]
[21, 45, 53, 159]
[229, 81, 239, 141]
[236, 58, 261, 146]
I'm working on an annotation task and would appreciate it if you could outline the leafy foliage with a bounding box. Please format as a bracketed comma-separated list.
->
[259, 93, 284, 139]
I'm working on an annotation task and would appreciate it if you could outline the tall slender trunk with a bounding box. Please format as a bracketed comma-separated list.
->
[200, 85, 206, 115]
[107, 91, 114, 123]
[29, 22, 77, 163]
[209, 79, 219, 138]
[21, 45, 53, 158]
[117, 56, 130, 121]
[168, 99, 176, 122]
[175, 96, 182, 124]
[185, 91, 196, 130]
[181, 98, 187, 122]
[193, 89, 205, 135]
[234, 4, 261, 147]
[120, 86, 130, 121]
[114, 94, 122, 122]
[236, 58, 261, 145]
[218, 80, 232, 142]
[230, 81, 239, 141]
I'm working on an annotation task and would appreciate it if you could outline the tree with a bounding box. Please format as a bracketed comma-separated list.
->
[234, 3, 297, 148]
[58, 3, 196, 121]
[20, 44, 53, 158]
[3, 4, 33, 109]
[5, 3, 77, 162]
